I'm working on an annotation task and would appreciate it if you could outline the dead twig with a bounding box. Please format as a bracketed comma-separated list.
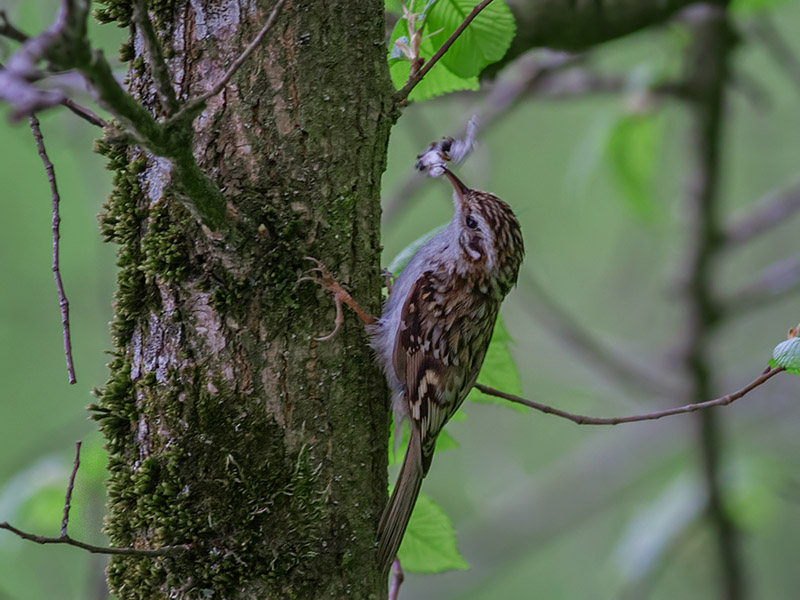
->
[29, 115, 76, 384]
[0, 522, 189, 556]
[61, 441, 81, 537]
[474, 366, 784, 426]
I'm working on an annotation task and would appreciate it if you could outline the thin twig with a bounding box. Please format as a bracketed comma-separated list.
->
[722, 177, 800, 246]
[0, 440, 189, 557]
[132, 0, 179, 114]
[0, 522, 189, 556]
[0, 9, 29, 43]
[0, 58, 107, 128]
[389, 558, 405, 600]
[474, 367, 783, 426]
[394, 0, 496, 104]
[29, 115, 76, 384]
[61, 98, 108, 128]
[61, 441, 81, 537]
[170, 0, 287, 123]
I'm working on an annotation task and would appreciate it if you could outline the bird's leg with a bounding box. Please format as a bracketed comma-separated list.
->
[300, 257, 376, 341]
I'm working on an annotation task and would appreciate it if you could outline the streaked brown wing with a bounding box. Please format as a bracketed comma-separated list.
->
[392, 271, 467, 471]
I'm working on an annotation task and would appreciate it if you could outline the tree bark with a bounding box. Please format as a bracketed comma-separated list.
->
[92, 0, 394, 597]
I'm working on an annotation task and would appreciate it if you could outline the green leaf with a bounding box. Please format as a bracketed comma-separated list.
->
[468, 315, 526, 412]
[398, 493, 469, 573]
[606, 112, 663, 220]
[769, 335, 800, 375]
[389, 49, 478, 102]
[427, 0, 516, 79]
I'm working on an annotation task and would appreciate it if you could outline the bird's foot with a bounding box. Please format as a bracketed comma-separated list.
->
[300, 257, 376, 340]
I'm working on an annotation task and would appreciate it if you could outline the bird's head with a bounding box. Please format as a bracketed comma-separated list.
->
[443, 169, 524, 294]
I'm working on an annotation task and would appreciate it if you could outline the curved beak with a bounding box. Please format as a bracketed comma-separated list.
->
[442, 167, 470, 202]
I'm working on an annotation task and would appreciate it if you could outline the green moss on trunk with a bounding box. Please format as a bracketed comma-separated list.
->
[92, 0, 394, 597]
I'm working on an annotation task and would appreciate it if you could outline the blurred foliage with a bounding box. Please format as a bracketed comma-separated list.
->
[2, 0, 800, 598]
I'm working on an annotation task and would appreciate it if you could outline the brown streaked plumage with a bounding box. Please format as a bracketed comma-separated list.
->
[371, 168, 524, 575]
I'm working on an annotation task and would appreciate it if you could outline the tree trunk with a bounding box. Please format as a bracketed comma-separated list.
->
[92, 0, 394, 597]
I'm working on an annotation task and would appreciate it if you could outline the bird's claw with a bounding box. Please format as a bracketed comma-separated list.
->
[299, 257, 352, 341]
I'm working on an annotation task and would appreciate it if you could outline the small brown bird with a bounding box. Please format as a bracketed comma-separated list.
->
[371, 167, 524, 574]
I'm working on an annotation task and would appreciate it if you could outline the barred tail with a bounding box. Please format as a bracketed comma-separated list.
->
[377, 427, 425, 576]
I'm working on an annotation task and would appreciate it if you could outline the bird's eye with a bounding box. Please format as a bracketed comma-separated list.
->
[466, 215, 478, 230]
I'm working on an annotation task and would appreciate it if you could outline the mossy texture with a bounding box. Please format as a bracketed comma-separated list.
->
[92, 0, 394, 598]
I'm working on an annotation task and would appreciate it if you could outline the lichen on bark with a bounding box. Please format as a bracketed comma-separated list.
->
[91, 0, 395, 597]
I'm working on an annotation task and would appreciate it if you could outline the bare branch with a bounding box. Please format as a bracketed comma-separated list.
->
[0, 58, 107, 128]
[722, 177, 800, 246]
[474, 367, 784, 426]
[0, 522, 189, 557]
[132, 0, 179, 114]
[61, 441, 81, 537]
[394, 0, 496, 104]
[0, 8, 108, 128]
[170, 0, 287, 123]
[29, 115, 76, 384]
[389, 558, 405, 600]
[721, 254, 800, 316]
[0, 9, 29, 43]
[61, 97, 107, 128]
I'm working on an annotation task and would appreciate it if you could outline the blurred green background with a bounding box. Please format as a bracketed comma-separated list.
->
[1, 1, 799, 599]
